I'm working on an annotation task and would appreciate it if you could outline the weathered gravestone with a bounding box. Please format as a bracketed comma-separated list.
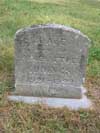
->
[8, 24, 92, 109]
[14, 24, 90, 99]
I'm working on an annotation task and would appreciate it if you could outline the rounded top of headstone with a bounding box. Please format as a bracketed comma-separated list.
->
[15, 24, 91, 46]
[31, 24, 89, 39]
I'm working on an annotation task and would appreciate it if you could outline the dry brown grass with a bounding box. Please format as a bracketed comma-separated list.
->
[0, 76, 100, 133]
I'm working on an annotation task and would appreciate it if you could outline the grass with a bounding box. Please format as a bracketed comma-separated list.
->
[0, 79, 100, 133]
[0, 0, 100, 132]
[0, 0, 100, 76]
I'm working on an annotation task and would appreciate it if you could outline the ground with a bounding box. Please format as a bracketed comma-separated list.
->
[0, 0, 100, 132]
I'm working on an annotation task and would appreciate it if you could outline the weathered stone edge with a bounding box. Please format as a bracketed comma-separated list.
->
[15, 23, 91, 46]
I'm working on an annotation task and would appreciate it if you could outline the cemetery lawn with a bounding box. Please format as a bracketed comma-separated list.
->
[0, 0, 100, 132]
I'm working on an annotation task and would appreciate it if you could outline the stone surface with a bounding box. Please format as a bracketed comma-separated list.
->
[8, 87, 92, 110]
[14, 24, 90, 98]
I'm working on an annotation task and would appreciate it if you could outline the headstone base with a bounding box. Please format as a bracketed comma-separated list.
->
[8, 86, 92, 110]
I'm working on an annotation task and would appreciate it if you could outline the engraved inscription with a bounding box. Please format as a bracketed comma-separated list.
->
[15, 24, 90, 98]
[37, 37, 44, 58]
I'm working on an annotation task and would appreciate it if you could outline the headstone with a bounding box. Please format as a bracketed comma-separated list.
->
[14, 24, 90, 99]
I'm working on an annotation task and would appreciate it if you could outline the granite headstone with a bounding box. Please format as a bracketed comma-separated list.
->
[14, 24, 90, 99]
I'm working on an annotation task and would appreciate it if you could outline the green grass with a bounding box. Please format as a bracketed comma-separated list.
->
[0, 0, 100, 132]
[0, 0, 100, 76]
